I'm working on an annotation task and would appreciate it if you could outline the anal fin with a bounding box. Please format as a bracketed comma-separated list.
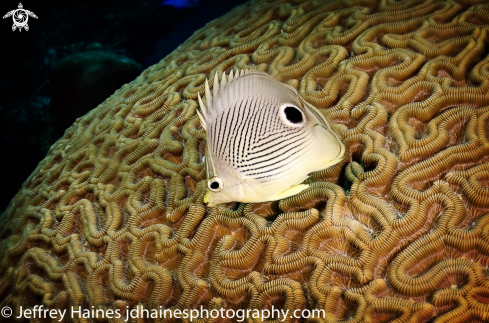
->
[271, 184, 309, 200]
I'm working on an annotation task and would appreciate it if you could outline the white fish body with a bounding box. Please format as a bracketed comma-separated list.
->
[197, 69, 344, 206]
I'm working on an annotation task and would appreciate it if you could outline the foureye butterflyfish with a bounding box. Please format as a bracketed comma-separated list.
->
[197, 69, 344, 206]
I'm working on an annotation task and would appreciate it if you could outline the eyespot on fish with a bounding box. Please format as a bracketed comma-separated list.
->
[197, 69, 345, 206]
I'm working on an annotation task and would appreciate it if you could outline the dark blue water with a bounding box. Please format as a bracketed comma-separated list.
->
[0, 0, 248, 212]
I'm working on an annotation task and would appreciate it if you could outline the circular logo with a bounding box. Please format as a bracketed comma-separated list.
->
[14, 10, 27, 27]
[1, 307, 12, 318]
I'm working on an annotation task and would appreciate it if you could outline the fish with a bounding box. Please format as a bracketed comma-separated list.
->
[197, 69, 344, 206]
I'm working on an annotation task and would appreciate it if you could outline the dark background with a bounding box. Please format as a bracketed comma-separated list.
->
[0, 0, 248, 212]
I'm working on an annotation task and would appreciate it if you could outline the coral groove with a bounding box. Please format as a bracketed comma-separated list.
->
[1, 0, 489, 322]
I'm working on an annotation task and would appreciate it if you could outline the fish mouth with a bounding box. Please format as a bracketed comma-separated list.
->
[203, 190, 232, 207]
[203, 190, 214, 206]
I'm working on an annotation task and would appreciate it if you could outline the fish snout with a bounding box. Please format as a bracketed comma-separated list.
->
[203, 190, 214, 206]
[203, 189, 233, 206]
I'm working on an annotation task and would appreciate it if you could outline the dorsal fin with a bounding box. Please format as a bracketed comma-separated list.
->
[196, 68, 273, 127]
[221, 72, 227, 90]
[205, 77, 212, 113]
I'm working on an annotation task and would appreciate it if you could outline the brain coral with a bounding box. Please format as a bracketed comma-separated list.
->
[1, 0, 489, 322]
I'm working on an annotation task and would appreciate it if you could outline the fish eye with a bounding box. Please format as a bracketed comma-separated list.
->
[280, 105, 305, 127]
[208, 177, 223, 192]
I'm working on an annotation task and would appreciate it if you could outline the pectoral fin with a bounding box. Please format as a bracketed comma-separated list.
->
[270, 184, 309, 200]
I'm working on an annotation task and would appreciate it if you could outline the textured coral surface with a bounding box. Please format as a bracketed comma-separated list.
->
[1, 0, 489, 322]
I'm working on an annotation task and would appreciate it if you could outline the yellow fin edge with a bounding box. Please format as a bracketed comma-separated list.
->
[270, 184, 309, 200]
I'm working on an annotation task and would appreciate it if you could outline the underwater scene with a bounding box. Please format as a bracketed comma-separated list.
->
[0, 0, 489, 322]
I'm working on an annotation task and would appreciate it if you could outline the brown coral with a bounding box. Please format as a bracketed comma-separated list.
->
[1, 0, 489, 322]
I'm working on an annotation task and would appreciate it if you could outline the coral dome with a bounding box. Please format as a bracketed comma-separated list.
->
[1, 0, 489, 322]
